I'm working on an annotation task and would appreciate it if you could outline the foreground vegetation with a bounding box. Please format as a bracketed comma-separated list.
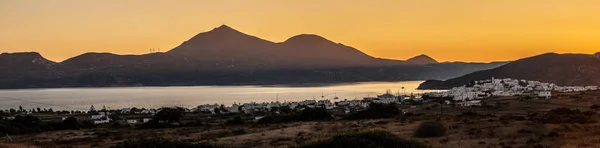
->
[2, 91, 600, 147]
[0, 116, 95, 135]
[257, 107, 333, 124]
[112, 138, 220, 148]
[302, 131, 428, 148]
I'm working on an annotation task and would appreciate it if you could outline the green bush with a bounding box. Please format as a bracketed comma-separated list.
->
[413, 121, 446, 138]
[111, 138, 219, 148]
[344, 103, 401, 120]
[302, 130, 428, 148]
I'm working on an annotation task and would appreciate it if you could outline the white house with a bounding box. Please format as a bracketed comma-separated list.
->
[375, 91, 398, 104]
[458, 100, 481, 107]
[317, 100, 335, 109]
[93, 117, 110, 124]
[229, 103, 240, 113]
[126, 119, 139, 124]
[91, 114, 105, 120]
[537, 91, 551, 99]
[121, 108, 132, 114]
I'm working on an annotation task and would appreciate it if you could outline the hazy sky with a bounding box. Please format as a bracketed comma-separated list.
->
[1, 0, 600, 62]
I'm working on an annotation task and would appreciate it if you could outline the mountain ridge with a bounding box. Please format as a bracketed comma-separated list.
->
[0, 25, 508, 89]
[167, 25, 396, 68]
[418, 52, 600, 89]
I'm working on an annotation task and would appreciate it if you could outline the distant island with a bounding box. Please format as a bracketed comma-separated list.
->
[0, 25, 506, 89]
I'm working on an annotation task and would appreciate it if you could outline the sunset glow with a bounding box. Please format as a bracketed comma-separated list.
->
[1, 0, 600, 62]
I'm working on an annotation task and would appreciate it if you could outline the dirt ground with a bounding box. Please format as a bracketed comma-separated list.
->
[1, 91, 600, 148]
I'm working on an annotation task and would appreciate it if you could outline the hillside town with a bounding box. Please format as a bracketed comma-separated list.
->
[89, 77, 599, 125]
[2, 78, 599, 127]
[2, 78, 600, 148]
[424, 78, 599, 106]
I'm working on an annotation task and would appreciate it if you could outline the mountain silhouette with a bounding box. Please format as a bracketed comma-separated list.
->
[168, 25, 398, 68]
[406, 54, 438, 65]
[419, 53, 600, 89]
[167, 25, 277, 64]
[0, 25, 507, 89]
[280, 34, 395, 67]
[0, 52, 56, 71]
[0, 52, 57, 84]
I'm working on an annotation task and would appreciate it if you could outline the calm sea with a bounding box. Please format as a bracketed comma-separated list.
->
[0, 81, 439, 111]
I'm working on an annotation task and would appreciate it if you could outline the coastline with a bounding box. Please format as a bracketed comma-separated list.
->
[0, 80, 429, 90]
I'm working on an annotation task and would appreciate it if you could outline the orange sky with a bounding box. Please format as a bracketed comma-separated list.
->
[1, 0, 600, 62]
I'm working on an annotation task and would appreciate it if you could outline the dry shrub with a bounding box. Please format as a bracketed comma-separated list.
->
[541, 108, 595, 124]
[414, 121, 446, 138]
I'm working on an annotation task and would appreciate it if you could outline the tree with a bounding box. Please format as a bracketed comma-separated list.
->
[131, 107, 140, 113]
[151, 107, 186, 124]
[19, 106, 23, 112]
[63, 117, 82, 130]
[214, 108, 222, 114]
[89, 105, 96, 112]
[423, 96, 453, 117]
[219, 104, 227, 113]
[0, 110, 6, 118]
[109, 114, 123, 121]
[36, 107, 41, 113]
[22, 115, 41, 124]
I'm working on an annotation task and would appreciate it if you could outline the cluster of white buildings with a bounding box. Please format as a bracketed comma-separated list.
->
[194, 99, 337, 114]
[193, 90, 411, 114]
[82, 107, 158, 125]
[90, 112, 111, 124]
[426, 78, 599, 104]
[119, 108, 157, 115]
[88, 111, 153, 125]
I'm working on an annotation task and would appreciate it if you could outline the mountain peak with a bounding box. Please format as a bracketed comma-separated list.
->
[406, 54, 438, 65]
[214, 24, 234, 30]
[283, 34, 334, 45]
[167, 24, 275, 55]
[209, 24, 242, 34]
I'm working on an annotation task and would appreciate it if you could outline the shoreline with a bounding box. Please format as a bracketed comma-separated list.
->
[0, 80, 428, 90]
